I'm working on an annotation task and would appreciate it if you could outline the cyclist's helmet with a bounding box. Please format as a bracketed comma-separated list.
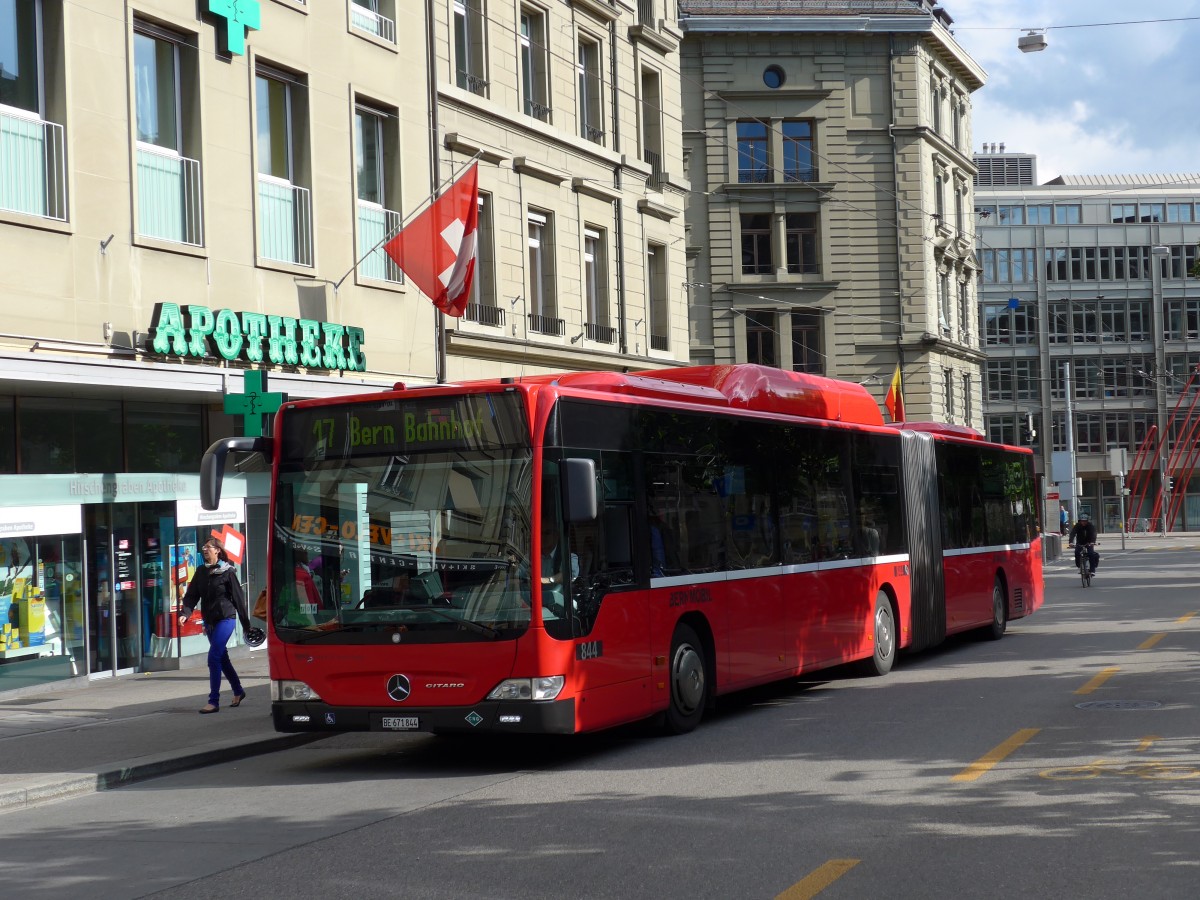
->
[244, 627, 266, 647]
[1079, 512, 1089, 520]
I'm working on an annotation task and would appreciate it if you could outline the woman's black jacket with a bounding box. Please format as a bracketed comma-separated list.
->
[181, 563, 250, 628]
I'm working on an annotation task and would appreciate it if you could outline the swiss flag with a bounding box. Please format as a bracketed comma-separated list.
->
[384, 163, 480, 317]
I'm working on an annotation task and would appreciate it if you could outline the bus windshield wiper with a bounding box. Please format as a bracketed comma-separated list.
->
[414, 606, 501, 638]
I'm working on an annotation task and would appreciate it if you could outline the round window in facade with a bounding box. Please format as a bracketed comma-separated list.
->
[763, 66, 786, 89]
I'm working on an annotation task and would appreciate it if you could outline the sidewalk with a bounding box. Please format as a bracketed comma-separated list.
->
[0, 650, 322, 814]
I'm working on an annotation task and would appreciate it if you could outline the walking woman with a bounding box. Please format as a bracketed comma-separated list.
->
[178, 537, 251, 714]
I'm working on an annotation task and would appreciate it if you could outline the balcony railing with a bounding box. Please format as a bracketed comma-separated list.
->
[644, 149, 666, 188]
[525, 98, 552, 123]
[351, 4, 396, 43]
[457, 70, 489, 95]
[738, 167, 771, 184]
[258, 175, 313, 267]
[357, 201, 403, 283]
[585, 322, 617, 344]
[582, 123, 605, 144]
[650, 333, 669, 351]
[529, 313, 565, 336]
[465, 303, 505, 327]
[136, 145, 203, 246]
[0, 109, 67, 221]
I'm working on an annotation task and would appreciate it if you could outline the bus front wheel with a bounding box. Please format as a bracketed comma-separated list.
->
[665, 623, 707, 734]
[858, 591, 896, 677]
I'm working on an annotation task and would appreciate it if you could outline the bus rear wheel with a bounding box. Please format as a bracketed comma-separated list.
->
[665, 623, 707, 734]
[858, 591, 896, 677]
[986, 578, 1008, 641]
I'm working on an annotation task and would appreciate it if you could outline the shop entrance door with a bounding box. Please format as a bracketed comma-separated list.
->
[85, 505, 141, 675]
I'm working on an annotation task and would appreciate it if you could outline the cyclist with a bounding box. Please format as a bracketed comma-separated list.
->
[1068, 511, 1099, 577]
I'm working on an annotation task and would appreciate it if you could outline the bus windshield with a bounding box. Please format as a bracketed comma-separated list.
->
[271, 392, 533, 644]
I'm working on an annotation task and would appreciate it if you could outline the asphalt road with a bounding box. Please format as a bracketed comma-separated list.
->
[3, 546, 1199, 900]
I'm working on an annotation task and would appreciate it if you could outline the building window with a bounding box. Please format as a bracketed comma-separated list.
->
[951, 96, 963, 147]
[938, 272, 951, 331]
[762, 65, 785, 89]
[520, 7, 550, 122]
[957, 280, 970, 341]
[133, 24, 202, 246]
[791, 313, 822, 374]
[981, 303, 1037, 346]
[745, 309, 776, 366]
[736, 121, 769, 183]
[930, 75, 941, 132]
[583, 226, 611, 340]
[640, 67, 664, 186]
[935, 172, 945, 223]
[355, 103, 402, 283]
[1140, 203, 1165, 223]
[1167, 244, 1199, 279]
[962, 373, 972, 423]
[255, 66, 312, 266]
[986, 414, 1018, 446]
[527, 209, 559, 333]
[1168, 202, 1194, 222]
[1026, 204, 1051, 224]
[1054, 204, 1082, 224]
[785, 212, 817, 274]
[454, 0, 488, 94]
[1044, 248, 1068, 282]
[1111, 203, 1136, 223]
[647, 242, 669, 350]
[782, 120, 815, 182]
[740, 213, 772, 275]
[997, 204, 1025, 225]
[464, 192, 499, 322]
[1165, 298, 1200, 341]
[1070, 247, 1097, 281]
[986, 248, 1038, 284]
[986, 359, 1040, 402]
[944, 368, 955, 418]
[954, 184, 965, 235]
[0, 0, 67, 221]
[577, 37, 603, 144]
[350, 0, 396, 43]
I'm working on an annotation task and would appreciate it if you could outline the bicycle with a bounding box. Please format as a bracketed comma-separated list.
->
[1074, 542, 1097, 587]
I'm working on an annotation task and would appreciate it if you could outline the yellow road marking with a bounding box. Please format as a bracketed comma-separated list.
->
[1074, 666, 1120, 695]
[1137, 735, 1161, 753]
[776, 860, 860, 900]
[1137, 633, 1165, 650]
[952, 728, 1041, 782]
[1177, 611, 1198, 624]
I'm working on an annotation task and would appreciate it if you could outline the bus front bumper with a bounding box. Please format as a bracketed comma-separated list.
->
[272, 698, 577, 735]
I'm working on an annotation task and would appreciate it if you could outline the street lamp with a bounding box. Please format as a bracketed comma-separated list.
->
[1018, 31, 1047, 53]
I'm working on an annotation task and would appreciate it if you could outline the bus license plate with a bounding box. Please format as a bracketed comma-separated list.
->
[381, 716, 420, 730]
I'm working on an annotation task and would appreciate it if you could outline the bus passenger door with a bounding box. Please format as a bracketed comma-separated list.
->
[564, 471, 651, 729]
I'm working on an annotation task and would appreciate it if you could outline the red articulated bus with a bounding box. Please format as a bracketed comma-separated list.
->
[201, 364, 1043, 735]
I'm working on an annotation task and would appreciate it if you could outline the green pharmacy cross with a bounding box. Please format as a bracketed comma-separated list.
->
[209, 0, 260, 56]
[225, 370, 286, 438]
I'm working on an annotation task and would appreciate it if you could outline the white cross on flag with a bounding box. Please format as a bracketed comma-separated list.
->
[384, 163, 480, 317]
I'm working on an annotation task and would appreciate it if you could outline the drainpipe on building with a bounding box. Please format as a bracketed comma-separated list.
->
[887, 35, 907, 386]
[428, 0, 446, 382]
[610, 17, 628, 357]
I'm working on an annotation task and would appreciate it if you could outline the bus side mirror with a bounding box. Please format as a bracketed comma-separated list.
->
[200, 436, 274, 510]
[562, 458, 598, 523]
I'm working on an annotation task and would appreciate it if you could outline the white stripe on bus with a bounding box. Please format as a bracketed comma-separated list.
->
[649, 553, 912, 588]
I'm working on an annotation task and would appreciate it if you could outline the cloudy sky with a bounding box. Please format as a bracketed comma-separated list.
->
[948, 1, 1200, 182]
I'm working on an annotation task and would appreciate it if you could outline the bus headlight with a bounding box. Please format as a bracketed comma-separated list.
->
[271, 680, 322, 702]
[486, 676, 565, 701]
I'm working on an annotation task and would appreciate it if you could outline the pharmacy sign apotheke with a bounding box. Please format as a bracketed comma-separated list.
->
[149, 302, 367, 372]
